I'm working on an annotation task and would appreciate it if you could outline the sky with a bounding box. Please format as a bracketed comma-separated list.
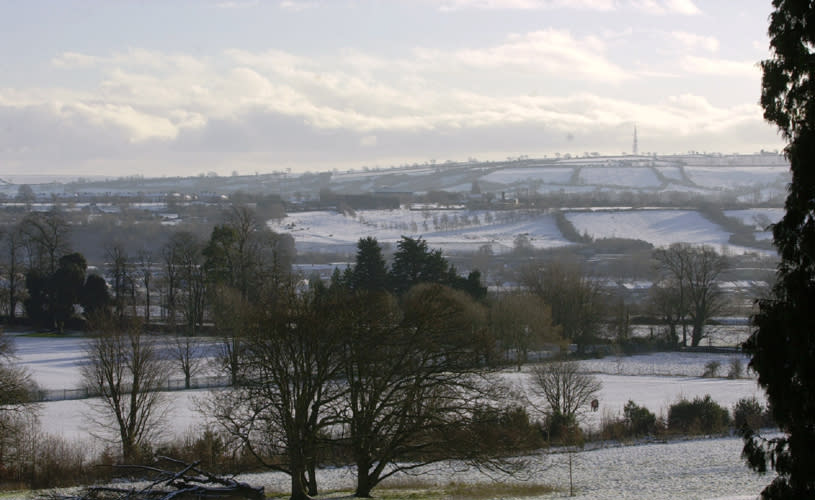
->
[0, 0, 784, 179]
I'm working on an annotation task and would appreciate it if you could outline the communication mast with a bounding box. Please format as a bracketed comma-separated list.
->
[632, 125, 638, 155]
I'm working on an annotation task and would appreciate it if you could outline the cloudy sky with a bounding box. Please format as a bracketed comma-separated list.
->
[0, 0, 783, 178]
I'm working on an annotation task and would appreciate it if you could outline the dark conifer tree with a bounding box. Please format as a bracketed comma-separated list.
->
[742, 2, 815, 497]
[350, 236, 388, 292]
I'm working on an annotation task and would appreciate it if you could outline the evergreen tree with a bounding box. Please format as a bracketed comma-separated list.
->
[389, 236, 448, 294]
[82, 273, 112, 319]
[349, 236, 388, 291]
[742, 2, 815, 497]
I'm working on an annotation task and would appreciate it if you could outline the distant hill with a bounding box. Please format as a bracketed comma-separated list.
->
[0, 153, 789, 206]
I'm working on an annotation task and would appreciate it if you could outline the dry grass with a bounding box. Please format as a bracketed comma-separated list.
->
[266, 481, 557, 500]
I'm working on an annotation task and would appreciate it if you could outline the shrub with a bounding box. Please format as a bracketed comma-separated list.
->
[668, 395, 730, 434]
[727, 357, 743, 379]
[702, 360, 721, 378]
[624, 401, 657, 436]
[733, 397, 774, 433]
[451, 405, 545, 457]
[544, 411, 583, 445]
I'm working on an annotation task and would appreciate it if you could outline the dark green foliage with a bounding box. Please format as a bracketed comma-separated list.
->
[743, 1, 815, 497]
[51, 253, 87, 331]
[23, 269, 49, 326]
[389, 236, 448, 294]
[343, 236, 487, 300]
[623, 400, 657, 436]
[462, 405, 545, 453]
[81, 273, 111, 318]
[544, 411, 582, 445]
[349, 236, 388, 291]
[667, 395, 729, 435]
[733, 397, 774, 433]
[702, 360, 721, 378]
[22, 253, 87, 331]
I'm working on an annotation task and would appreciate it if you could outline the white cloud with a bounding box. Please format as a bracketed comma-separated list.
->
[664, 0, 700, 15]
[679, 55, 759, 78]
[51, 52, 100, 69]
[419, 30, 629, 84]
[670, 31, 719, 52]
[214, 1, 259, 8]
[435, 0, 700, 13]
[278, 1, 319, 11]
[437, 0, 615, 11]
[360, 135, 378, 147]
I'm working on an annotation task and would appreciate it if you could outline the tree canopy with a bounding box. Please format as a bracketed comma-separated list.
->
[742, 1, 815, 497]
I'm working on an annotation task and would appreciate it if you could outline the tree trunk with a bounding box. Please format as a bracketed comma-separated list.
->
[288, 463, 311, 500]
[306, 457, 318, 496]
[354, 459, 375, 498]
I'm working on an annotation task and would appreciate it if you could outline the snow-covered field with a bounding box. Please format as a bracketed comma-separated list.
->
[480, 167, 574, 185]
[13, 335, 766, 439]
[222, 436, 769, 499]
[565, 209, 760, 254]
[8, 334, 774, 499]
[578, 167, 662, 188]
[269, 209, 573, 253]
[683, 166, 788, 189]
[270, 206, 779, 257]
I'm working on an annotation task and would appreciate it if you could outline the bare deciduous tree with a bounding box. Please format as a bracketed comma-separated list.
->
[0, 225, 25, 323]
[521, 258, 605, 353]
[136, 250, 154, 326]
[82, 320, 169, 461]
[653, 243, 726, 347]
[490, 292, 560, 370]
[339, 284, 500, 498]
[105, 242, 131, 324]
[530, 361, 601, 424]
[170, 334, 204, 390]
[206, 282, 344, 500]
[20, 209, 71, 274]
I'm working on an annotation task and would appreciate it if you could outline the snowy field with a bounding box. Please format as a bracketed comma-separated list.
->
[725, 208, 784, 230]
[13, 335, 766, 440]
[577, 167, 662, 188]
[215, 436, 770, 499]
[7, 333, 775, 499]
[272, 206, 779, 256]
[480, 167, 574, 185]
[684, 166, 788, 189]
[268, 209, 573, 253]
[565, 210, 760, 254]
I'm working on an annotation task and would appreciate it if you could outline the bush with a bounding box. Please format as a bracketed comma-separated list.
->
[624, 400, 657, 436]
[727, 357, 743, 379]
[733, 397, 774, 433]
[449, 405, 546, 457]
[702, 360, 721, 378]
[668, 395, 730, 434]
[544, 411, 583, 445]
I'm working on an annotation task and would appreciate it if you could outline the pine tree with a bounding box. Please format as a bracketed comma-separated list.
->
[350, 237, 388, 291]
[742, 2, 815, 497]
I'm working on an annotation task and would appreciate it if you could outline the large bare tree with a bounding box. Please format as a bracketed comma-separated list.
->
[490, 292, 560, 370]
[0, 225, 25, 323]
[82, 320, 169, 461]
[206, 282, 344, 500]
[339, 284, 498, 498]
[529, 361, 601, 441]
[521, 258, 605, 353]
[653, 243, 726, 347]
[19, 209, 71, 274]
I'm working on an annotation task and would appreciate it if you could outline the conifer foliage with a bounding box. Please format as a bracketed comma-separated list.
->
[743, 1, 815, 497]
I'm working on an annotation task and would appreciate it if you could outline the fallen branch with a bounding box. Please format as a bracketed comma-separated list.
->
[41, 457, 264, 500]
